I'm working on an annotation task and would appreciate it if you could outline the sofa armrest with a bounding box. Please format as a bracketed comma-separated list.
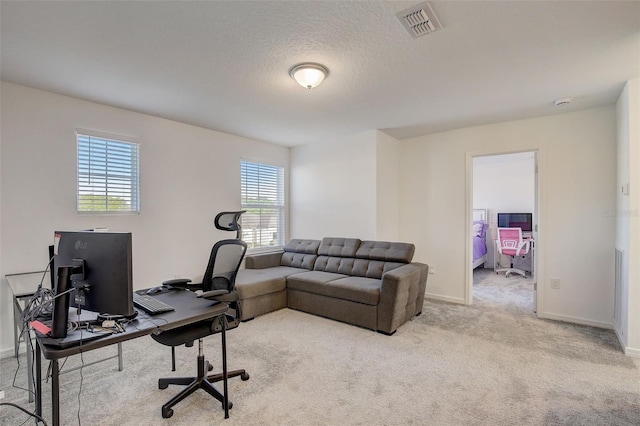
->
[244, 251, 284, 269]
[377, 262, 428, 334]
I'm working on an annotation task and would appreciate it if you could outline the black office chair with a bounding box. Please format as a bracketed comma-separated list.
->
[163, 210, 247, 372]
[152, 212, 248, 419]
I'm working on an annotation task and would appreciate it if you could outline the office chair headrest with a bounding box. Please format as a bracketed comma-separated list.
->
[214, 211, 246, 237]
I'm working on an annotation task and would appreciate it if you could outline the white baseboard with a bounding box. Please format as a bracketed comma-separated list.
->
[0, 346, 18, 360]
[613, 325, 640, 358]
[0, 341, 30, 360]
[425, 293, 466, 305]
[537, 311, 613, 329]
[623, 346, 640, 358]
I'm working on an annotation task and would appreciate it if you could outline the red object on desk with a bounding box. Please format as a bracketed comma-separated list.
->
[30, 320, 52, 336]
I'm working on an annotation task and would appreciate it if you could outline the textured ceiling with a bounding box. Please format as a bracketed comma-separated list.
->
[1, 1, 639, 147]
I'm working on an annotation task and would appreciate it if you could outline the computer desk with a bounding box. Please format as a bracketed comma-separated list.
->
[34, 289, 230, 426]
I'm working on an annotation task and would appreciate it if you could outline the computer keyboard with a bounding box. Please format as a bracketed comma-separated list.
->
[133, 293, 175, 315]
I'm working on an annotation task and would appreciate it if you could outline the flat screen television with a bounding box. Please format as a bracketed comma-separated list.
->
[51, 231, 134, 336]
[497, 213, 533, 232]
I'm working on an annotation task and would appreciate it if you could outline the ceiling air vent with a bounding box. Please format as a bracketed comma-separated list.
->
[396, 2, 442, 38]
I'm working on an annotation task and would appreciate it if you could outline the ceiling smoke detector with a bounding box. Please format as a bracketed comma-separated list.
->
[396, 2, 442, 38]
[554, 97, 572, 107]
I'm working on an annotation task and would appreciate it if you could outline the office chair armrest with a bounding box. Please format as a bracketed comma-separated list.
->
[198, 290, 239, 303]
[162, 278, 192, 287]
[162, 278, 204, 291]
[198, 289, 228, 298]
[516, 240, 530, 255]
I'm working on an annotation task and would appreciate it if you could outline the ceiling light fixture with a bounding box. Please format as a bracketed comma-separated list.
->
[289, 63, 329, 89]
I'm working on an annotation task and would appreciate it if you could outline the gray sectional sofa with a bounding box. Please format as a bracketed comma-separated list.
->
[235, 237, 428, 335]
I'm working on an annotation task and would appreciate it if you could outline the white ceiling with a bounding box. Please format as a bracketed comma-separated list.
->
[1, 1, 639, 147]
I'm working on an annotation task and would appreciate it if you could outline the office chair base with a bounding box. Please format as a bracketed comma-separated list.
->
[496, 267, 527, 278]
[505, 268, 526, 278]
[158, 355, 249, 419]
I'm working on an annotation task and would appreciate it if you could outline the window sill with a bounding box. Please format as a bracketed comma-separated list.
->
[246, 246, 284, 255]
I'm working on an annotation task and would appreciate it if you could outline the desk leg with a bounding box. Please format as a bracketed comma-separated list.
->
[221, 316, 229, 419]
[35, 342, 42, 418]
[13, 296, 22, 358]
[26, 333, 34, 403]
[52, 359, 60, 426]
[117, 342, 123, 371]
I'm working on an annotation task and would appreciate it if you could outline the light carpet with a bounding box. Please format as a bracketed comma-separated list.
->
[1, 269, 639, 425]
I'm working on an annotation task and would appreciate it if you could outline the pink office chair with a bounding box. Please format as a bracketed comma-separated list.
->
[495, 227, 530, 278]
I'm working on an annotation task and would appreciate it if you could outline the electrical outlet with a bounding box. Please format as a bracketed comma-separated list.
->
[429, 265, 435, 275]
[550, 278, 560, 289]
[0, 390, 5, 399]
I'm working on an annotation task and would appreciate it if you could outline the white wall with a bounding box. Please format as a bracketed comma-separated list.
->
[473, 156, 535, 213]
[290, 130, 378, 239]
[289, 130, 402, 242]
[400, 106, 617, 328]
[376, 131, 400, 241]
[615, 77, 640, 355]
[0, 82, 289, 356]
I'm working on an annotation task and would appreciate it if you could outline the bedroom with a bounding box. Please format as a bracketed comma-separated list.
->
[471, 152, 536, 313]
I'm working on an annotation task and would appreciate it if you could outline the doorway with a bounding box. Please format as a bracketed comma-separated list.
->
[467, 151, 539, 314]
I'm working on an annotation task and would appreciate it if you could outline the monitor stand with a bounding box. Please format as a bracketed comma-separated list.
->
[50, 266, 73, 338]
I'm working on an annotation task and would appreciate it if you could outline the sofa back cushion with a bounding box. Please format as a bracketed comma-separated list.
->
[313, 240, 414, 279]
[318, 238, 361, 257]
[280, 239, 320, 270]
[314, 256, 405, 279]
[356, 241, 415, 263]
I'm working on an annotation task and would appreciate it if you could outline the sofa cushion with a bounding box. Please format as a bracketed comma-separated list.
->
[356, 241, 415, 263]
[288, 271, 380, 305]
[318, 237, 361, 257]
[284, 239, 321, 254]
[350, 259, 406, 280]
[280, 252, 318, 270]
[321, 276, 381, 305]
[280, 239, 320, 269]
[286, 270, 348, 291]
[235, 266, 305, 299]
[314, 255, 406, 280]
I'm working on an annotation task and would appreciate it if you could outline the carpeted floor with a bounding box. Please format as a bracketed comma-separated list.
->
[2, 270, 639, 425]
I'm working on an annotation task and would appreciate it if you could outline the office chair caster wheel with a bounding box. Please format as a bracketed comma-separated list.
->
[162, 408, 173, 418]
[241, 372, 250, 381]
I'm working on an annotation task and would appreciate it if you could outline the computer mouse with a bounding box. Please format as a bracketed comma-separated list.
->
[146, 286, 164, 295]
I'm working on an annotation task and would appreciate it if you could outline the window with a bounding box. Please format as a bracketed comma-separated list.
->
[240, 160, 285, 250]
[76, 129, 140, 214]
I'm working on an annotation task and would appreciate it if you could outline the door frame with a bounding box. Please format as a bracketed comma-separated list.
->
[465, 149, 542, 313]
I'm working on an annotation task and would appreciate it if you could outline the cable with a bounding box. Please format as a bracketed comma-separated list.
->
[0, 402, 49, 426]
[12, 264, 54, 398]
[9, 259, 79, 424]
[77, 330, 84, 426]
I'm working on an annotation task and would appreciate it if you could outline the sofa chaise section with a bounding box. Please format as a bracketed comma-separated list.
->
[235, 239, 319, 320]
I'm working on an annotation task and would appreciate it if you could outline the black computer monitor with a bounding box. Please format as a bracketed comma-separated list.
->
[497, 213, 533, 232]
[51, 231, 134, 337]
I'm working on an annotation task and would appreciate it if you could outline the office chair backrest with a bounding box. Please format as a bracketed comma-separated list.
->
[496, 227, 528, 256]
[201, 239, 247, 293]
[214, 211, 246, 239]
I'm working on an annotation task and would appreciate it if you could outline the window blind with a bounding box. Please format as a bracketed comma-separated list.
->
[77, 131, 140, 214]
[240, 160, 285, 249]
